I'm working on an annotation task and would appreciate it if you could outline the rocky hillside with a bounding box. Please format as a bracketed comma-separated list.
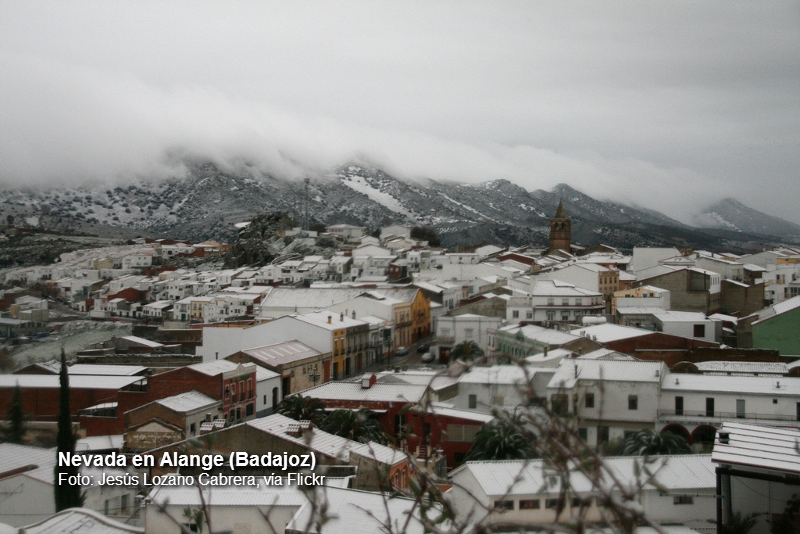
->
[1, 161, 796, 252]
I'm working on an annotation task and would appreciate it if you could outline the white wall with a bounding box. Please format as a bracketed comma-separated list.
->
[656, 318, 718, 343]
[257, 375, 282, 416]
[199, 317, 331, 361]
[436, 315, 502, 353]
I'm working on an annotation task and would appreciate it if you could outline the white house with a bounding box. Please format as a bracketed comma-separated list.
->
[547, 359, 666, 447]
[434, 314, 502, 364]
[657, 372, 800, 444]
[450, 365, 555, 414]
[506, 280, 604, 324]
[652, 310, 720, 343]
[326, 224, 365, 241]
[448, 455, 716, 527]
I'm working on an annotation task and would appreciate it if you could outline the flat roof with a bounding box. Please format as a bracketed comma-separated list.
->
[452, 454, 714, 497]
[0, 375, 143, 390]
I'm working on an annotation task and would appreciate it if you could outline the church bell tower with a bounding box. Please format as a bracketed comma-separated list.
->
[548, 200, 571, 253]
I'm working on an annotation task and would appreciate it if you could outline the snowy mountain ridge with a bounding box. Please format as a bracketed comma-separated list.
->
[1, 162, 797, 251]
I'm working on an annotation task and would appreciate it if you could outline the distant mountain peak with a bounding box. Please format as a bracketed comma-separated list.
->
[693, 198, 800, 238]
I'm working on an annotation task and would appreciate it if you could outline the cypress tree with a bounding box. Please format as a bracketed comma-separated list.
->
[0, 384, 26, 444]
[54, 348, 83, 511]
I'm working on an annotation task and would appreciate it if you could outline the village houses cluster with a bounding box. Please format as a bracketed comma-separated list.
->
[1, 208, 799, 533]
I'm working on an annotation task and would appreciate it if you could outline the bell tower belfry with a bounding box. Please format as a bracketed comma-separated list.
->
[548, 200, 571, 253]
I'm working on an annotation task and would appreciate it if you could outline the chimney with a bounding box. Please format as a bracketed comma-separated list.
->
[718, 432, 730, 444]
[205, 413, 212, 422]
[543, 347, 548, 357]
[352, 310, 356, 319]
[340, 312, 344, 322]
[328, 315, 332, 324]
[361, 374, 377, 389]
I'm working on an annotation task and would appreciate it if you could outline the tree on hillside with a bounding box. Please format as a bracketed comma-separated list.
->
[54, 348, 83, 511]
[276, 395, 327, 425]
[319, 409, 389, 445]
[411, 226, 440, 247]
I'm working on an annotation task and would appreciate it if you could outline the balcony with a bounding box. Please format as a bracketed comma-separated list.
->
[536, 303, 605, 310]
[658, 409, 800, 426]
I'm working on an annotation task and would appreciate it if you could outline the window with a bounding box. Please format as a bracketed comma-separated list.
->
[120, 494, 129, 515]
[526, 311, 533, 319]
[598, 426, 609, 444]
[628, 395, 638, 410]
[264, 394, 267, 405]
[576, 298, 582, 306]
[465, 328, 474, 339]
[585, 393, 595, 408]
[468, 394, 477, 409]
[736, 399, 745, 419]
[494, 500, 514, 510]
[693, 324, 706, 338]
[520, 499, 540, 509]
[706, 397, 715, 417]
[446, 424, 480, 442]
[673, 495, 694, 505]
[512, 310, 519, 318]
[547, 298, 555, 306]
[190, 423, 196, 435]
[578, 427, 588, 441]
[547, 312, 555, 321]
[545, 498, 561, 509]
[551, 394, 569, 416]
[675, 396, 683, 416]
[561, 313, 569, 321]
[562, 298, 569, 306]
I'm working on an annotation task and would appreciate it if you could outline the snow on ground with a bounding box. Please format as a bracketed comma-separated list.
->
[8, 320, 132, 367]
[438, 193, 499, 223]
[340, 174, 414, 218]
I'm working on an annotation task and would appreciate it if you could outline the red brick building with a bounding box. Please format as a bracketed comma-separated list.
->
[405, 405, 494, 469]
[0, 374, 145, 423]
[117, 361, 257, 432]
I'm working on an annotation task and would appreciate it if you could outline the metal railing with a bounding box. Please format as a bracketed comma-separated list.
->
[658, 409, 800, 423]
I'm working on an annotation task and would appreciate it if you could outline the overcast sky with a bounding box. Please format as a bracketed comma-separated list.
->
[1, 1, 798, 223]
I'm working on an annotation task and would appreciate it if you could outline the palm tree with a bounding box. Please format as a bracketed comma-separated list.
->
[319, 409, 389, 445]
[276, 395, 327, 424]
[620, 430, 691, 456]
[448, 340, 484, 364]
[464, 412, 537, 461]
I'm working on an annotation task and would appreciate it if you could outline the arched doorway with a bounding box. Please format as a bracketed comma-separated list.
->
[691, 425, 718, 445]
[661, 424, 691, 443]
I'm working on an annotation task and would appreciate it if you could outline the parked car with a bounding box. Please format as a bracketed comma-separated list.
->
[417, 343, 429, 352]
[395, 346, 409, 357]
[420, 352, 435, 363]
